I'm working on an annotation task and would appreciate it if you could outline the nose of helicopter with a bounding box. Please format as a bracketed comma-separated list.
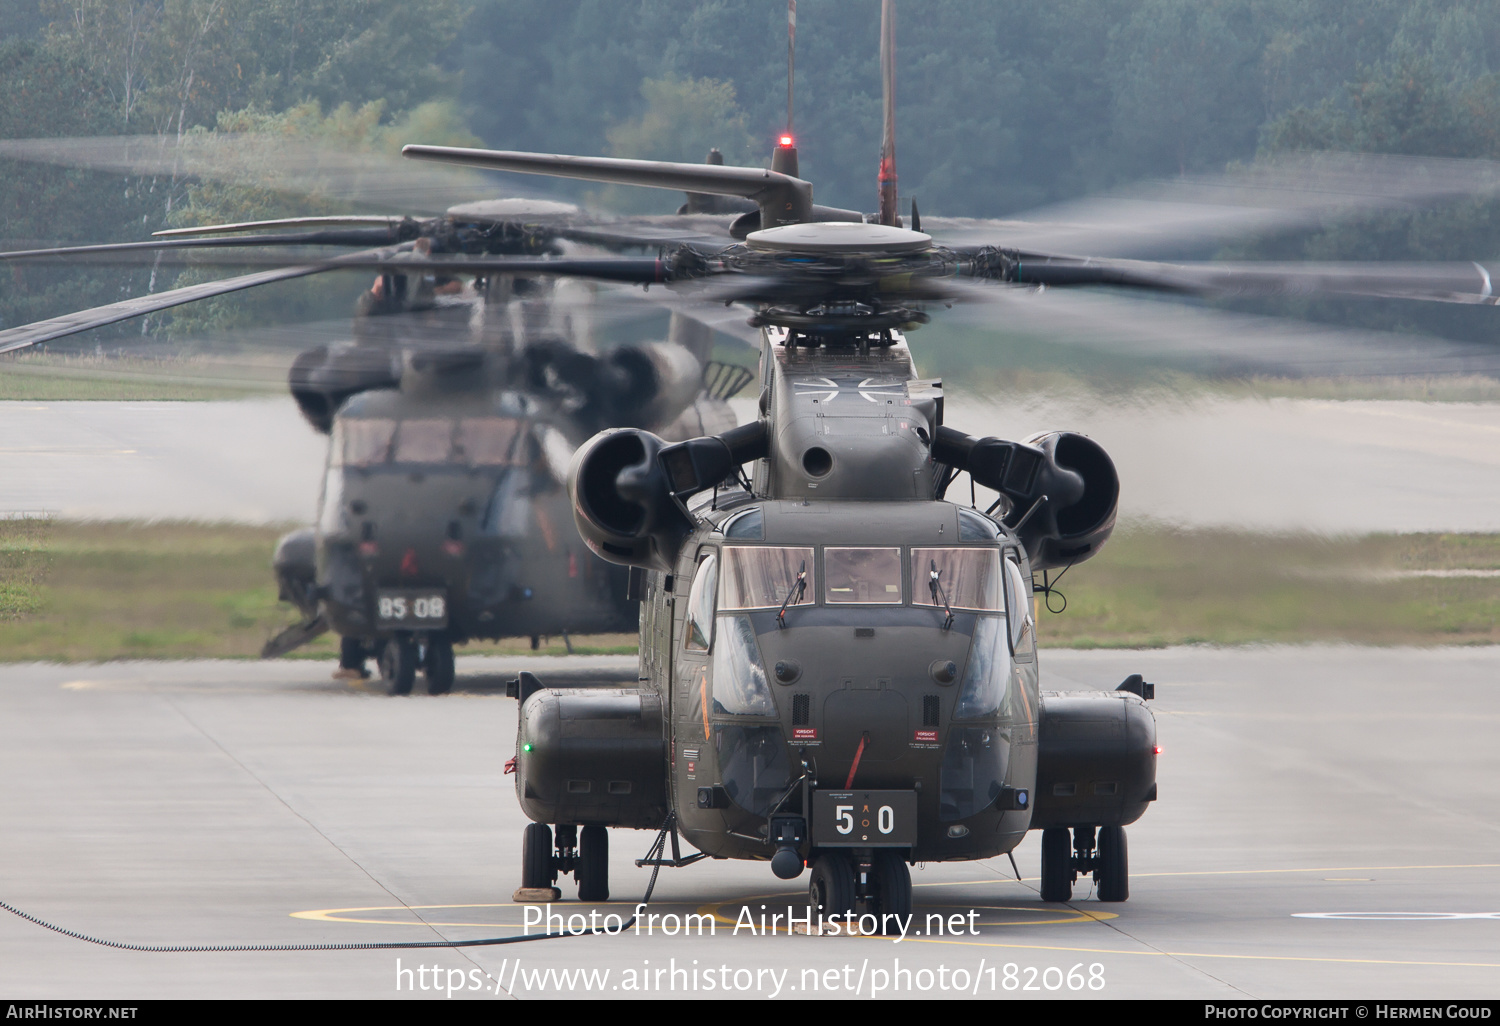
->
[755, 620, 979, 789]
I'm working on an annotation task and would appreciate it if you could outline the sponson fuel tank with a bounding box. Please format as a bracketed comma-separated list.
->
[1029, 689, 1157, 830]
[515, 688, 669, 829]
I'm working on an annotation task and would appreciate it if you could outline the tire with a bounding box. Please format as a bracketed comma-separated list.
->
[870, 851, 912, 928]
[521, 823, 555, 890]
[424, 636, 455, 696]
[1096, 825, 1129, 902]
[808, 852, 856, 919]
[378, 637, 417, 696]
[576, 825, 609, 902]
[1040, 828, 1073, 902]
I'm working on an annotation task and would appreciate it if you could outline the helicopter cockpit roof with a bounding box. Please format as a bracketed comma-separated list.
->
[709, 500, 1004, 548]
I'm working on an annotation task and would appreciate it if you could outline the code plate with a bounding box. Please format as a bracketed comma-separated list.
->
[376, 590, 448, 629]
[811, 790, 918, 847]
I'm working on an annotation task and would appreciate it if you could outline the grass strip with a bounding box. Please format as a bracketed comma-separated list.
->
[2, 519, 1499, 662]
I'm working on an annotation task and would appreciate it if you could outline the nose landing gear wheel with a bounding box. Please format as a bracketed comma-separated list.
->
[870, 851, 912, 925]
[521, 823, 555, 890]
[576, 824, 609, 901]
[378, 637, 418, 695]
[1040, 827, 1073, 902]
[424, 636, 455, 695]
[1095, 825, 1129, 902]
[808, 852, 856, 920]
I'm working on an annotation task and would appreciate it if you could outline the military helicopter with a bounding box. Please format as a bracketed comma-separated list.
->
[7, 0, 1500, 908]
[374, 0, 1500, 914]
[0, 158, 754, 697]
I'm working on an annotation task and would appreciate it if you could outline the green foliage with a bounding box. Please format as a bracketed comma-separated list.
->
[14, 0, 1500, 347]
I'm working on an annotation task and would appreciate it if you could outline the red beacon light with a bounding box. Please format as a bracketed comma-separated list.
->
[779, 135, 794, 148]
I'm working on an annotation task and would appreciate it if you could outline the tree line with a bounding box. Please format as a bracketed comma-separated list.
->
[6, 0, 1500, 345]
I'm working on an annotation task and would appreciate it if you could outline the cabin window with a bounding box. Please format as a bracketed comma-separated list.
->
[954, 616, 1007, 719]
[317, 468, 344, 534]
[939, 725, 1005, 821]
[341, 418, 397, 467]
[710, 615, 775, 715]
[714, 724, 791, 815]
[719, 546, 815, 610]
[482, 468, 532, 537]
[684, 552, 718, 652]
[911, 548, 1002, 611]
[824, 547, 902, 604]
[393, 419, 453, 463]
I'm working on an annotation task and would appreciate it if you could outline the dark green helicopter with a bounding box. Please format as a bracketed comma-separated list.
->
[8, 0, 1500, 912]
[0, 172, 754, 697]
[387, 0, 1500, 915]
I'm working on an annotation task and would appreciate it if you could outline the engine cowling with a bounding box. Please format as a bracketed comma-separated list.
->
[1019, 431, 1119, 570]
[289, 343, 401, 434]
[932, 427, 1118, 570]
[568, 428, 693, 572]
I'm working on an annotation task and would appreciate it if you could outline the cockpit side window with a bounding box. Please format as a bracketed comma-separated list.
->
[1002, 551, 1036, 662]
[685, 551, 719, 652]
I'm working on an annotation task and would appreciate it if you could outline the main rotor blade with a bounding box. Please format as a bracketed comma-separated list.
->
[403, 144, 813, 227]
[153, 216, 407, 237]
[997, 254, 1500, 305]
[0, 228, 407, 262]
[0, 135, 507, 216]
[0, 246, 407, 354]
[925, 152, 1500, 258]
[942, 282, 1500, 378]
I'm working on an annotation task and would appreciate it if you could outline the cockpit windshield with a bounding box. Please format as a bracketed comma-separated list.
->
[393, 419, 452, 463]
[911, 548, 1002, 611]
[824, 547, 902, 604]
[336, 416, 525, 468]
[720, 546, 815, 610]
[340, 418, 397, 467]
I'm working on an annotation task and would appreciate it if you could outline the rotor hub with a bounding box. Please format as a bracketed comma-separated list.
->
[746, 221, 932, 254]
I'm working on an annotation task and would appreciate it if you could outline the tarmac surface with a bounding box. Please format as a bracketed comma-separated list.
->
[1, 647, 1496, 1000]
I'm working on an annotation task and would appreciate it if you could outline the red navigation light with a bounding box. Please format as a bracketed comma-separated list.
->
[779, 135, 794, 147]
[1153, 746, 1164, 755]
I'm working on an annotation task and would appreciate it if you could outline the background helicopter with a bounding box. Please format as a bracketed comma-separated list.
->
[0, 154, 756, 695]
[373, 0, 1500, 915]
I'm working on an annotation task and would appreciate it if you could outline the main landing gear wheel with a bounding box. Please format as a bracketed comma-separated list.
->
[521, 823, 555, 890]
[1095, 825, 1129, 902]
[424, 636, 455, 695]
[1040, 827, 1074, 902]
[378, 637, 418, 695]
[870, 850, 912, 925]
[576, 824, 609, 902]
[808, 852, 856, 920]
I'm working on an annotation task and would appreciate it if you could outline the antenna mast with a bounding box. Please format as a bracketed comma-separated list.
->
[878, 0, 899, 227]
[787, 1, 796, 136]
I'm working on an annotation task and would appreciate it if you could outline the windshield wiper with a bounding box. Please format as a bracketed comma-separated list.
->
[777, 560, 808, 629]
[929, 559, 955, 631]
